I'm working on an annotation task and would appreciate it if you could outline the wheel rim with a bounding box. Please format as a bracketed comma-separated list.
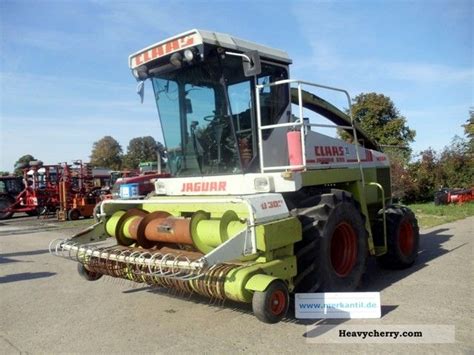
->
[399, 220, 414, 257]
[269, 290, 286, 316]
[330, 222, 358, 277]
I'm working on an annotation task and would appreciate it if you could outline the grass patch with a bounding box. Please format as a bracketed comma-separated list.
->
[407, 201, 474, 229]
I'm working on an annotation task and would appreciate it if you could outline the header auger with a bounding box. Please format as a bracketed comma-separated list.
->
[50, 29, 419, 323]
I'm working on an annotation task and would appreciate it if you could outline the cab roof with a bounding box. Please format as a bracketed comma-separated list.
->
[129, 29, 292, 69]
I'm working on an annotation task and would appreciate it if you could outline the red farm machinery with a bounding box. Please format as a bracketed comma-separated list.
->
[57, 161, 111, 221]
[107, 162, 170, 201]
[434, 187, 474, 205]
[0, 160, 110, 220]
[0, 161, 61, 219]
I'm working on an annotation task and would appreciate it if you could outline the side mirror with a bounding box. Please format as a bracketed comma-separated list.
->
[137, 81, 145, 103]
[242, 50, 262, 77]
[225, 50, 262, 77]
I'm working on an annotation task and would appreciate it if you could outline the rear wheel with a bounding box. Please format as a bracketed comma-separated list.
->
[0, 196, 14, 220]
[68, 208, 81, 221]
[376, 206, 419, 269]
[293, 190, 367, 292]
[252, 280, 289, 324]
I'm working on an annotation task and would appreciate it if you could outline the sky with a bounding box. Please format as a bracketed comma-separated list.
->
[0, 0, 472, 172]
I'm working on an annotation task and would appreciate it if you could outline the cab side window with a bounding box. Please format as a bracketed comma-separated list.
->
[257, 64, 289, 136]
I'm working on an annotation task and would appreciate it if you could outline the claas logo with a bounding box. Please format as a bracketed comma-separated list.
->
[131, 35, 195, 68]
[315, 146, 346, 157]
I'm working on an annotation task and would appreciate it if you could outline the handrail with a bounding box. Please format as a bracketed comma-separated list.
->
[255, 79, 366, 187]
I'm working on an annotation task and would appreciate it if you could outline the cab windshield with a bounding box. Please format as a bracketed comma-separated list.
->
[151, 54, 245, 177]
[151, 52, 288, 177]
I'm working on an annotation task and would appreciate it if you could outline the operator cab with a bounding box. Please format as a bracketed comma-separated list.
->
[129, 29, 292, 177]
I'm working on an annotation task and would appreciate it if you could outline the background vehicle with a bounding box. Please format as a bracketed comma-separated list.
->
[0, 161, 111, 220]
[0, 162, 61, 219]
[0, 175, 29, 219]
[103, 161, 168, 200]
[51, 30, 419, 323]
[434, 187, 474, 205]
[57, 161, 110, 221]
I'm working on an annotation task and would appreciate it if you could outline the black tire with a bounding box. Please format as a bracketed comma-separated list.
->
[0, 196, 14, 220]
[68, 209, 81, 221]
[252, 280, 289, 324]
[293, 190, 367, 293]
[26, 210, 38, 217]
[434, 191, 448, 205]
[77, 263, 103, 281]
[93, 203, 101, 222]
[376, 206, 419, 269]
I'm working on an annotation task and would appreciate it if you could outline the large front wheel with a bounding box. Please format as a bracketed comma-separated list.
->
[294, 191, 368, 292]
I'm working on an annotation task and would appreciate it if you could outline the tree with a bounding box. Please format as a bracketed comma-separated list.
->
[438, 136, 472, 188]
[339, 93, 416, 200]
[464, 109, 474, 157]
[404, 148, 440, 202]
[389, 155, 417, 202]
[464, 109, 474, 140]
[90, 136, 122, 170]
[401, 136, 472, 203]
[0, 171, 10, 176]
[341, 93, 416, 160]
[122, 136, 163, 169]
[14, 154, 36, 176]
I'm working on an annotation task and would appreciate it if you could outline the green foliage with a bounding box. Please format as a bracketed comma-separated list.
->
[14, 154, 36, 176]
[90, 136, 123, 170]
[464, 109, 474, 139]
[438, 136, 473, 188]
[464, 109, 474, 156]
[0, 171, 10, 176]
[401, 136, 472, 203]
[338, 94, 471, 203]
[389, 154, 417, 201]
[338, 92, 417, 201]
[122, 136, 163, 169]
[403, 148, 440, 202]
[341, 92, 416, 160]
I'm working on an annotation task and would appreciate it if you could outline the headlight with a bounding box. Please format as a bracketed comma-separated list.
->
[254, 177, 270, 192]
[183, 49, 194, 62]
[155, 180, 166, 194]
